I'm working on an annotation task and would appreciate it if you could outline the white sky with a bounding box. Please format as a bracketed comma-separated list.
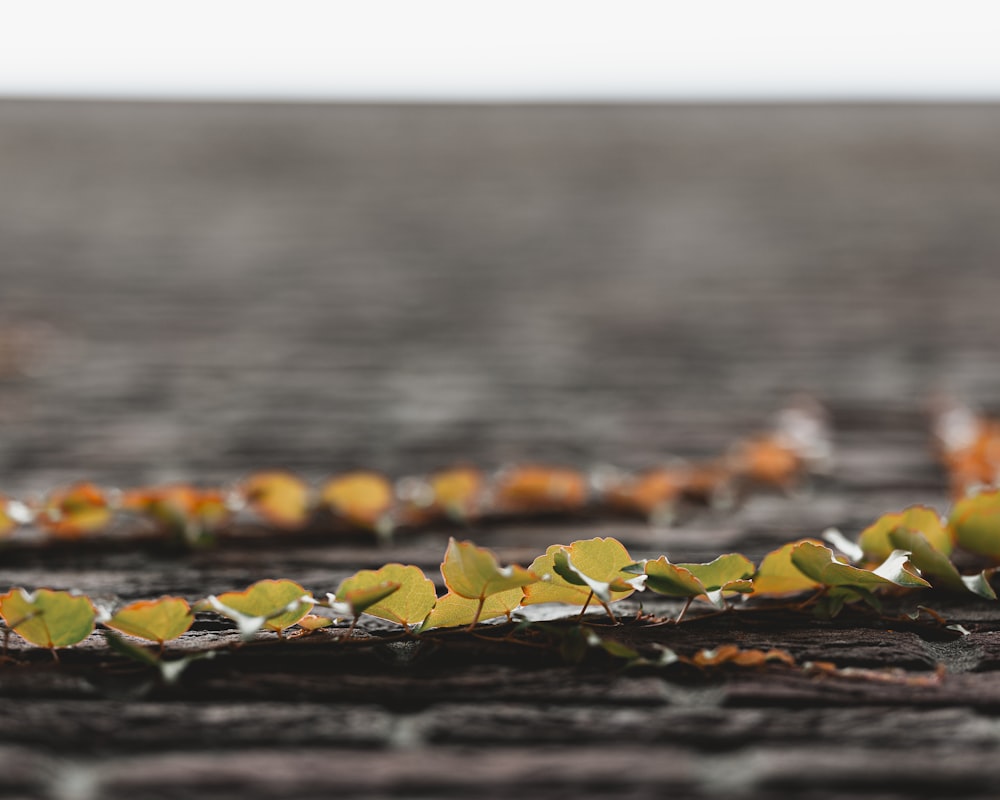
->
[2, 1, 1000, 101]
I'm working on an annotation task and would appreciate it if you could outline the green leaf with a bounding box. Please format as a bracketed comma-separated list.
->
[950, 490, 1000, 558]
[105, 596, 193, 644]
[334, 563, 434, 626]
[522, 537, 637, 607]
[888, 528, 996, 599]
[209, 579, 313, 634]
[440, 538, 538, 601]
[640, 553, 754, 608]
[751, 540, 824, 597]
[859, 506, 953, 562]
[791, 542, 930, 590]
[420, 588, 523, 630]
[0, 588, 96, 648]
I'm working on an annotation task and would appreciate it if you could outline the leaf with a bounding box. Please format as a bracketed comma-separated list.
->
[334, 564, 434, 627]
[551, 548, 638, 604]
[950, 490, 1000, 558]
[429, 467, 485, 520]
[728, 435, 802, 488]
[640, 553, 754, 608]
[522, 537, 637, 607]
[105, 596, 193, 644]
[420, 588, 523, 630]
[859, 506, 953, 562]
[602, 468, 683, 518]
[296, 614, 335, 631]
[39, 483, 112, 539]
[690, 645, 796, 668]
[492, 466, 589, 514]
[0, 588, 96, 648]
[888, 528, 996, 600]
[440, 538, 538, 601]
[211, 579, 313, 633]
[241, 472, 311, 530]
[320, 472, 394, 533]
[751, 539, 825, 597]
[0, 495, 18, 538]
[791, 542, 930, 590]
[121, 485, 232, 537]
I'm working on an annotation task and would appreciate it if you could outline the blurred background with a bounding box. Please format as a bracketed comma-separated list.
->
[2, 1, 1000, 496]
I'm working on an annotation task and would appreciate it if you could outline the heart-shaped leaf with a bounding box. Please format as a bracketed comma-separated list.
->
[429, 467, 485, 520]
[522, 537, 638, 607]
[420, 588, 523, 630]
[321, 472, 394, 534]
[950, 490, 1000, 558]
[751, 540, 825, 596]
[104, 596, 193, 644]
[859, 505, 953, 562]
[791, 541, 930, 589]
[602, 468, 682, 518]
[39, 483, 112, 539]
[296, 614, 335, 631]
[210, 579, 313, 634]
[441, 539, 538, 601]
[552, 548, 638, 604]
[122, 485, 232, 537]
[492, 466, 589, 514]
[242, 472, 311, 530]
[888, 528, 996, 599]
[0, 588, 96, 648]
[639, 553, 754, 608]
[334, 564, 434, 627]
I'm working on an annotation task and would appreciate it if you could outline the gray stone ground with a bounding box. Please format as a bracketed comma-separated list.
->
[3, 102, 1000, 798]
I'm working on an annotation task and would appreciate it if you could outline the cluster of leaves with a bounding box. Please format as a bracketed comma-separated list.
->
[933, 401, 1000, 498]
[0, 412, 823, 547]
[4, 491, 1000, 670]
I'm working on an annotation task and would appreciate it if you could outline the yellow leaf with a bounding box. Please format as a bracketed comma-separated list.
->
[858, 505, 953, 562]
[0, 588, 96, 648]
[105, 596, 193, 644]
[950, 489, 1000, 558]
[522, 537, 636, 607]
[215, 579, 312, 632]
[440, 538, 538, 600]
[421, 588, 523, 630]
[40, 483, 112, 539]
[751, 539, 824, 597]
[297, 614, 334, 631]
[242, 472, 311, 530]
[321, 472, 394, 532]
[335, 564, 435, 627]
[492, 466, 589, 514]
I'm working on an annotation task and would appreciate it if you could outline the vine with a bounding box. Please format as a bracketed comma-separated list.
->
[0, 402, 830, 547]
[2, 490, 999, 680]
